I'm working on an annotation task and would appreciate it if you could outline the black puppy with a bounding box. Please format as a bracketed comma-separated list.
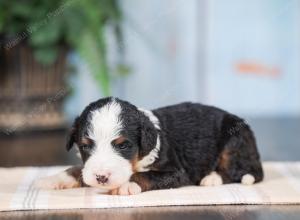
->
[36, 97, 263, 195]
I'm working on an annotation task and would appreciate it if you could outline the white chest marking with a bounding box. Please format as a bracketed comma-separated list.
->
[136, 108, 161, 172]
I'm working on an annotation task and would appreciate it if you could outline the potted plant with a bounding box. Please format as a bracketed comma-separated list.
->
[0, 0, 124, 166]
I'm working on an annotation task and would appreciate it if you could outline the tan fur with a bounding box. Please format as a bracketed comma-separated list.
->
[130, 154, 140, 173]
[113, 136, 126, 145]
[35, 171, 80, 190]
[110, 182, 141, 195]
[130, 173, 151, 192]
[81, 137, 93, 145]
[218, 148, 231, 170]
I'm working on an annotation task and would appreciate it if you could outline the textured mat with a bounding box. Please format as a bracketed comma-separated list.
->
[1, 162, 300, 211]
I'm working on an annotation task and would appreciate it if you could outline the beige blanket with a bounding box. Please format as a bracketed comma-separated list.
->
[1, 162, 300, 211]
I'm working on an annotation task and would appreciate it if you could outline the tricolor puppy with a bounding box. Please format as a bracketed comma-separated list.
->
[36, 97, 263, 195]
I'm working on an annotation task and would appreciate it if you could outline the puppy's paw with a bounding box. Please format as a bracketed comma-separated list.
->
[110, 182, 142, 195]
[241, 174, 255, 185]
[200, 171, 223, 186]
[34, 171, 80, 190]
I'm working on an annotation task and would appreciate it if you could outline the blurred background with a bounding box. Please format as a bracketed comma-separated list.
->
[0, 0, 299, 166]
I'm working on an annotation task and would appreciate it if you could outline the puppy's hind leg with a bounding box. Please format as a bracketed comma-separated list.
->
[35, 166, 83, 190]
[217, 115, 264, 185]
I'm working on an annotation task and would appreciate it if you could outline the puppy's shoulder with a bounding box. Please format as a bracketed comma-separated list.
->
[153, 102, 200, 114]
[153, 102, 228, 116]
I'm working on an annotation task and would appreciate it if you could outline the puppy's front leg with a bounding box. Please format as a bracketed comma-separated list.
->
[111, 170, 191, 195]
[35, 166, 83, 190]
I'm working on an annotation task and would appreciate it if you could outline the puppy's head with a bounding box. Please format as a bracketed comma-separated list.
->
[66, 97, 158, 190]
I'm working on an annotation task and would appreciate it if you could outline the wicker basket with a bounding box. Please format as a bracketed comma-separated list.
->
[0, 43, 68, 133]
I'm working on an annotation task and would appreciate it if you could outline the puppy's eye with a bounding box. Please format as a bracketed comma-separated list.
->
[81, 144, 92, 152]
[117, 144, 127, 150]
[115, 141, 131, 150]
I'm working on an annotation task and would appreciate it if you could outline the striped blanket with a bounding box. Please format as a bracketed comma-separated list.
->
[1, 162, 300, 211]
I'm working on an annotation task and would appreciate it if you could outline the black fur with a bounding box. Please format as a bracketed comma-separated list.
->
[145, 103, 263, 188]
[67, 97, 263, 192]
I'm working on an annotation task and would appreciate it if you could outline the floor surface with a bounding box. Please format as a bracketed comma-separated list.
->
[1, 205, 300, 220]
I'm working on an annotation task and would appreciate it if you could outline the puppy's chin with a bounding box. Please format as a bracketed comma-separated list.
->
[86, 182, 121, 190]
[84, 179, 126, 190]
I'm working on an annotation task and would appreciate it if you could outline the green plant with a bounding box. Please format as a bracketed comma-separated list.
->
[0, 0, 124, 95]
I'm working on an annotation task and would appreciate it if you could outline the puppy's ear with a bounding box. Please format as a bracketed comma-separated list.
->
[66, 117, 79, 151]
[139, 114, 157, 157]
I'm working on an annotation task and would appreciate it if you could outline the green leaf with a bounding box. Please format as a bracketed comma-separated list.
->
[28, 18, 62, 47]
[33, 46, 58, 66]
[77, 30, 110, 95]
[10, 3, 33, 17]
[62, 7, 85, 46]
[0, 14, 3, 32]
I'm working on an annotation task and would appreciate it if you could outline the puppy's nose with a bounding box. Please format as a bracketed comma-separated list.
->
[95, 174, 109, 184]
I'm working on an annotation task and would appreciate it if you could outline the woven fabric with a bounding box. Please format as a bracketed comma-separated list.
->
[1, 162, 300, 211]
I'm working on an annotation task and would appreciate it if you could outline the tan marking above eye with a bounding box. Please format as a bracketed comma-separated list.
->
[113, 136, 126, 145]
[81, 137, 93, 145]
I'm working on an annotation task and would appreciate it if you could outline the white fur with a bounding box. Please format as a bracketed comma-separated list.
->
[82, 100, 133, 190]
[110, 182, 142, 195]
[241, 174, 255, 185]
[200, 171, 223, 186]
[74, 143, 82, 159]
[136, 108, 161, 172]
[35, 171, 80, 190]
[88, 100, 123, 141]
[138, 108, 161, 130]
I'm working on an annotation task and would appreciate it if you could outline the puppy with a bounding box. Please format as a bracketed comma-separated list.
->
[36, 97, 263, 195]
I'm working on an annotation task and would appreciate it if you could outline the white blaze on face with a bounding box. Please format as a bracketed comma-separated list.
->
[82, 100, 133, 189]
